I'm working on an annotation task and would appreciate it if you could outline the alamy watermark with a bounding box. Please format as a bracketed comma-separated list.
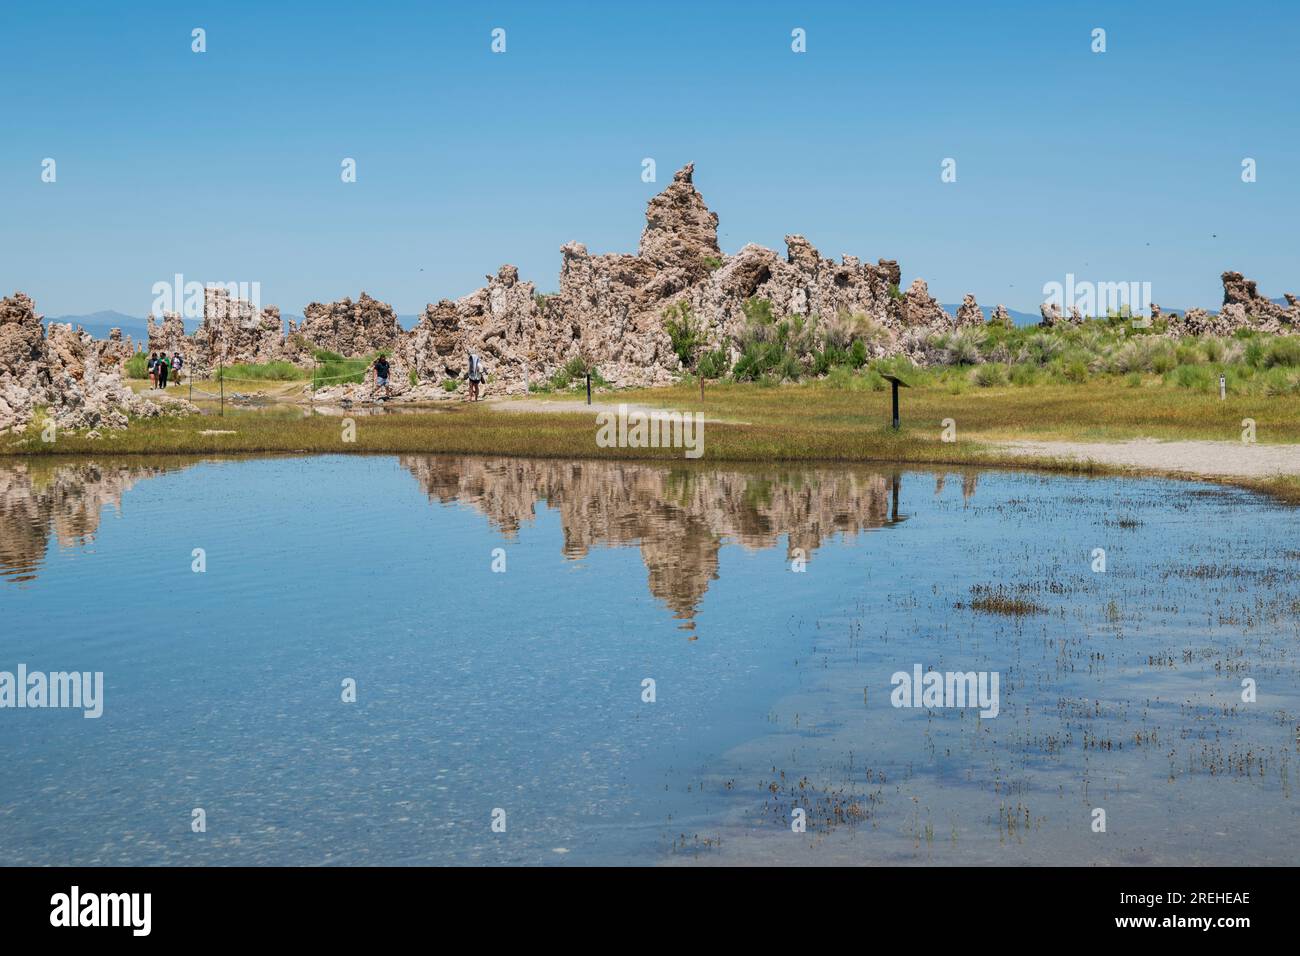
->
[0, 665, 103, 718]
[595, 403, 704, 459]
[50, 886, 150, 936]
[890, 664, 999, 718]
[150, 273, 262, 319]
[1042, 273, 1152, 320]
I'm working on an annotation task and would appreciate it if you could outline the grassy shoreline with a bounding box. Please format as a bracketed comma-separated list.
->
[5, 380, 1300, 502]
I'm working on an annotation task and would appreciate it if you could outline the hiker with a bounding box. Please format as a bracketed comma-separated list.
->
[156, 351, 170, 389]
[467, 352, 487, 402]
[373, 354, 391, 399]
[170, 352, 184, 387]
[148, 352, 158, 389]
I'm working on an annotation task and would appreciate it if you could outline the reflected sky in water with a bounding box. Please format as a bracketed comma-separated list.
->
[0, 455, 1296, 865]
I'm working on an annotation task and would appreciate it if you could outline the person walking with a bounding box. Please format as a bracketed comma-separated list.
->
[467, 352, 487, 402]
[170, 352, 184, 387]
[148, 352, 159, 389]
[156, 351, 170, 389]
[372, 354, 391, 399]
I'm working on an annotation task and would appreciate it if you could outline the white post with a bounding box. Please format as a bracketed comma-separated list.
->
[1219, 374, 1226, 400]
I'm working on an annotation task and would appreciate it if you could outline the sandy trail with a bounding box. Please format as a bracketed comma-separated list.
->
[995, 438, 1300, 479]
[484, 397, 745, 425]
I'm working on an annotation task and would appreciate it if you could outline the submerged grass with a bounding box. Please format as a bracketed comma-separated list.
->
[965, 585, 1047, 616]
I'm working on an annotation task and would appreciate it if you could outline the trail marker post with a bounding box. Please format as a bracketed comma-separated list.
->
[882, 373, 910, 429]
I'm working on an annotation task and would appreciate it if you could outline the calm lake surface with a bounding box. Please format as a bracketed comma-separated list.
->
[1, 454, 1296, 866]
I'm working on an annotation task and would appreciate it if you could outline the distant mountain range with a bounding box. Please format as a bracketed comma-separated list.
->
[43, 299, 1291, 342]
[941, 305, 1040, 327]
[43, 310, 149, 341]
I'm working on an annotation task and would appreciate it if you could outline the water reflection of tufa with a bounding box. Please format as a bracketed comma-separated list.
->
[0, 460, 178, 583]
[0, 458, 978, 625]
[398, 456, 954, 625]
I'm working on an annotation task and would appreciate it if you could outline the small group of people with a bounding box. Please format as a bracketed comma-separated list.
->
[147, 352, 184, 389]
[370, 351, 487, 401]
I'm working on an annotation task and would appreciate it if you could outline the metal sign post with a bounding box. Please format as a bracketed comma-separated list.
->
[881, 373, 910, 429]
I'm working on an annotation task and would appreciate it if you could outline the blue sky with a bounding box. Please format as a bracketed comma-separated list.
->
[1, 0, 1296, 317]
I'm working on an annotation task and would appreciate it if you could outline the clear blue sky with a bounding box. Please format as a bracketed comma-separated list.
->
[1, 0, 1296, 317]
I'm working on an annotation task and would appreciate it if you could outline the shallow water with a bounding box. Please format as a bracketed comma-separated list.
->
[0, 454, 1296, 865]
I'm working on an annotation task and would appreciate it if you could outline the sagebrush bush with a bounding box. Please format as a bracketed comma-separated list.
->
[973, 363, 1009, 388]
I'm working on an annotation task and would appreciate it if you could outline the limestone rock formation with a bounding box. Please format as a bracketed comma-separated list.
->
[31, 166, 1300, 412]
[194, 288, 284, 369]
[391, 163, 948, 397]
[955, 294, 984, 329]
[900, 279, 952, 328]
[97, 327, 137, 371]
[147, 311, 187, 357]
[292, 292, 401, 359]
[638, 162, 721, 279]
[1218, 270, 1299, 331]
[0, 293, 195, 434]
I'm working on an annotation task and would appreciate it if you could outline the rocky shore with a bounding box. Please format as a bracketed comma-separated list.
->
[4, 163, 1296, 432]
[0, 294, 195, 436]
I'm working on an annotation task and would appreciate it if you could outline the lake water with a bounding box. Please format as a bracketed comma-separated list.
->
[1, 454, 1296, 866]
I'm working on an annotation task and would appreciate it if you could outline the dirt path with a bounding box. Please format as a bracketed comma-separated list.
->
[484, 397, 745, 425]
[995, 438, 1300, 479]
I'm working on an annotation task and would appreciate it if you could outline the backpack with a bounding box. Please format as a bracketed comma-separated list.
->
[469, 354, 482, 379]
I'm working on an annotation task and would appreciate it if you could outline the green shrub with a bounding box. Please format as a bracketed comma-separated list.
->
[1263, 337, 1300, 368]
[742, 297, 776, 328]
[549, 356, 604, 390]
[697, 349, 729, 379]
[973, 363, 1008, 388]
[1150, 344, 1177, 374]
[219, 360, 307, 382]
[442, 379, 459, 392]
[862, 368, 888, 391]
[663, 302, 703, 367]
[1244, 339, 1267, 367]
[1009, 363, 1040, 387]
[1260, 366, 1300, 395]
[312, 355, 370, 388]
[943, 329, 985, 366]
[1170, 363, 1214, 391]
[1175, 341, 1203, 365]
[1062, 359, 1089, 383]
[125, 351, 149, 379]
[1024, 333, 1064, 366]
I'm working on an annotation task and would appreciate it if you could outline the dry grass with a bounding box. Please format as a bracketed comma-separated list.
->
[6, 379, 1300, 502]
